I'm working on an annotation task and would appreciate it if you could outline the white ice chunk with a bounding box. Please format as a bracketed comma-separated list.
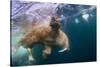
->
[82, 14, 89, 22]
[75, 18, 79, 24]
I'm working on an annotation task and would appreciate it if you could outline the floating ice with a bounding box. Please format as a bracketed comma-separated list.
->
[75, 18, 79, 24]
[82, 14, 89, 22]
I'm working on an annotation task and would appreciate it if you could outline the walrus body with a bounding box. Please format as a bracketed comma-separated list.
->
[14, 17, 69, 61]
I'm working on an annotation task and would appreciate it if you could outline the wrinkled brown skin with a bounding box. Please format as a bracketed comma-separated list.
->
[18, 17, 69, 61]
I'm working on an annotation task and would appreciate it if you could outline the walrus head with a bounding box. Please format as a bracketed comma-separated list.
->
[50, 17, 60, 31]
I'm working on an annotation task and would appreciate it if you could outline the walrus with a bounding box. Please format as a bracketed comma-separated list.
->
[13, 17, 69, 61]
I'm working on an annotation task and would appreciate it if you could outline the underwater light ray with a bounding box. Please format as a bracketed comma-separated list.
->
[11, 1, 34, 18]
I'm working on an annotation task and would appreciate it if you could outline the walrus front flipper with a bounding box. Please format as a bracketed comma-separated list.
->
[58, 47, 70, 52]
